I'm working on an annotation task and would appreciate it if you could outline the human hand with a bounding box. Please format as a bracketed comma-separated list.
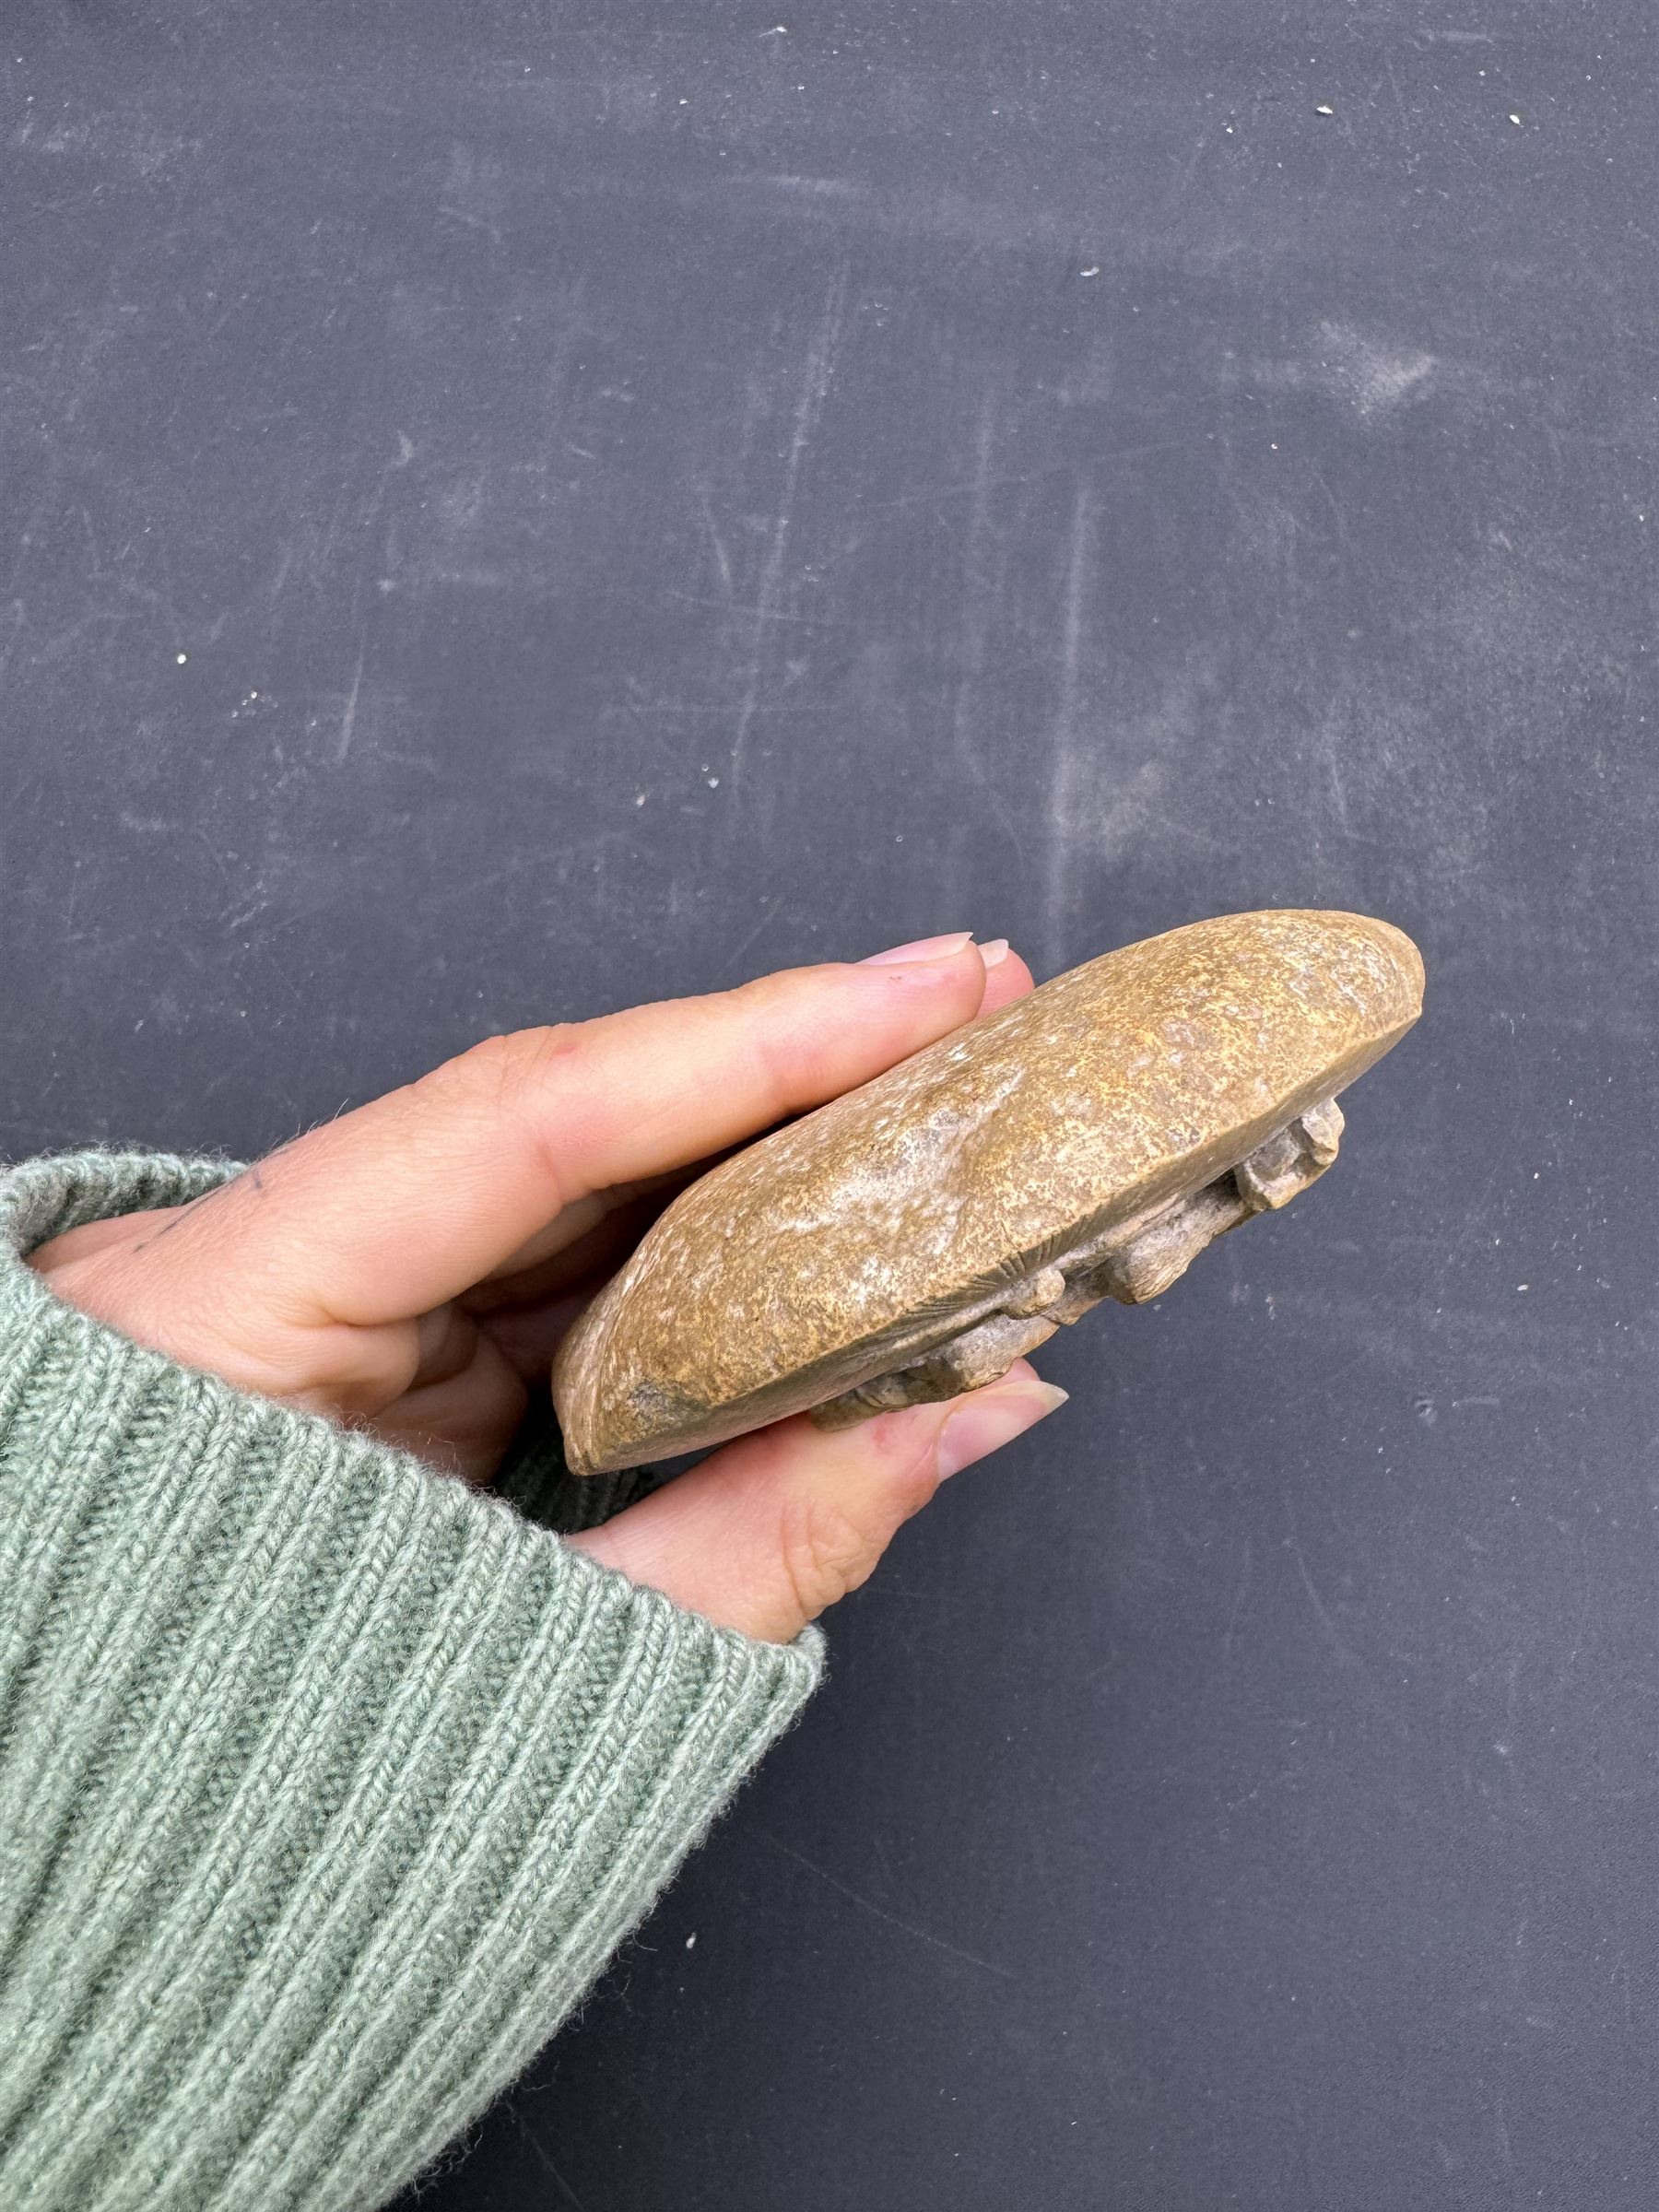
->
[28, 933, 1068, 1642]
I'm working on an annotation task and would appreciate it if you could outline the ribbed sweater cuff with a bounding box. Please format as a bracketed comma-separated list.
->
[0, 1147, 824, 2212]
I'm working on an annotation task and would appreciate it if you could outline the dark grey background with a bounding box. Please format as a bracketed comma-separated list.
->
[5, 4, 1655, 2206]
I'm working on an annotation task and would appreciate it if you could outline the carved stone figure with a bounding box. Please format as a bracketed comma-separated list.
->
[552, 909, 1425, 1476]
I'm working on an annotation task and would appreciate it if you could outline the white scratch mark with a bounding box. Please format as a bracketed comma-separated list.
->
[718, 894, 785, 981]
[509, 2102, 593, 2212]
[335, 627, 368, 763]
[1222, 1535, 1253, 1667]
[1288, 1534, 1350, 1659]
[1043, 480, 1095, 971]
[869, 439, 1188, 514]
[695, 478, 735, 598]
[760, 1832, 1015, 1979]
[665, 588, 853, 629]
[728, 258, 850, 800]
[950, 375, 1001, 795]
[1285, 1497, 1412, 1745]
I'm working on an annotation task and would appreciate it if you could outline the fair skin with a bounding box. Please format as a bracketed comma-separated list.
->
[28, 931, 1067, 1644]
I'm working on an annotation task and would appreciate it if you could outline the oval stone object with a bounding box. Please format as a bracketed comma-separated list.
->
[552, 909, 1425, 1476]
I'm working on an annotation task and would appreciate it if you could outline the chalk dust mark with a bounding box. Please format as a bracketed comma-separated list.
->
[1228, 323, 1438, 423]
[1313, 323, 1437, 418]
[728, 258, 851, 800]
[760, 1831, 1015, 1978]
[743, 173, 864, 198]
[1043, 481, 1096, 971]
[438, 203, 502, 246]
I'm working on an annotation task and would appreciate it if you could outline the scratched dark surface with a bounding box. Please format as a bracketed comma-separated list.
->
[4, 2, 1657, 2206]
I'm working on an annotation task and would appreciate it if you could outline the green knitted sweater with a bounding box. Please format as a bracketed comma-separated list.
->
[0, 1146, 825, 2210]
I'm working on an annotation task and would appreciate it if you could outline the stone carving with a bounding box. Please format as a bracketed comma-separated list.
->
[552, 909, 1424, 1476]
[809, 1095, 1345, 1428]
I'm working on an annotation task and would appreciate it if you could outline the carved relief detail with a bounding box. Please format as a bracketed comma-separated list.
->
[809, 1098, 1345, 1430]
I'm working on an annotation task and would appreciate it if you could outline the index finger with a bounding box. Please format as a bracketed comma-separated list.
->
[158, 937, 1028, 1330]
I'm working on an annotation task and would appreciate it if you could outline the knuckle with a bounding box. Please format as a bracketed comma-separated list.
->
[426, 1023, 585, 1112]
[415, 1023, 594, 1206]
[721, 975, 822, 1117]
[776, 1490, 883, 1625]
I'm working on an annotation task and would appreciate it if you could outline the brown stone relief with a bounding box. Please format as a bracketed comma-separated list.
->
[552, 910, 1424, 1477]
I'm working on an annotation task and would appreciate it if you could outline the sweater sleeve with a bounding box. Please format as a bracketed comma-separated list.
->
[0, 1147, 825, 2212]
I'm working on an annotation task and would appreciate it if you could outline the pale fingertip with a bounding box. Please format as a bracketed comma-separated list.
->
[857, 930, 974, 967]
[977, 937, 1010, 968]
[977, 945, 1035, 1017]
[934, 1379, 1069, 1480]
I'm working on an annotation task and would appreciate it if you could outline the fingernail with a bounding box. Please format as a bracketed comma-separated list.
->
[934, 1380, 1069, 1479]
[858, 930, 974, 967]
[978, 937, 1010, 969]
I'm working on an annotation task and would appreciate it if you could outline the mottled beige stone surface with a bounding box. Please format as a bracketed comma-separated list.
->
[552, 909, 1425, 1475]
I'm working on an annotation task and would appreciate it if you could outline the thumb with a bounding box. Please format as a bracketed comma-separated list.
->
[566, 1360, 1069, 1644]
